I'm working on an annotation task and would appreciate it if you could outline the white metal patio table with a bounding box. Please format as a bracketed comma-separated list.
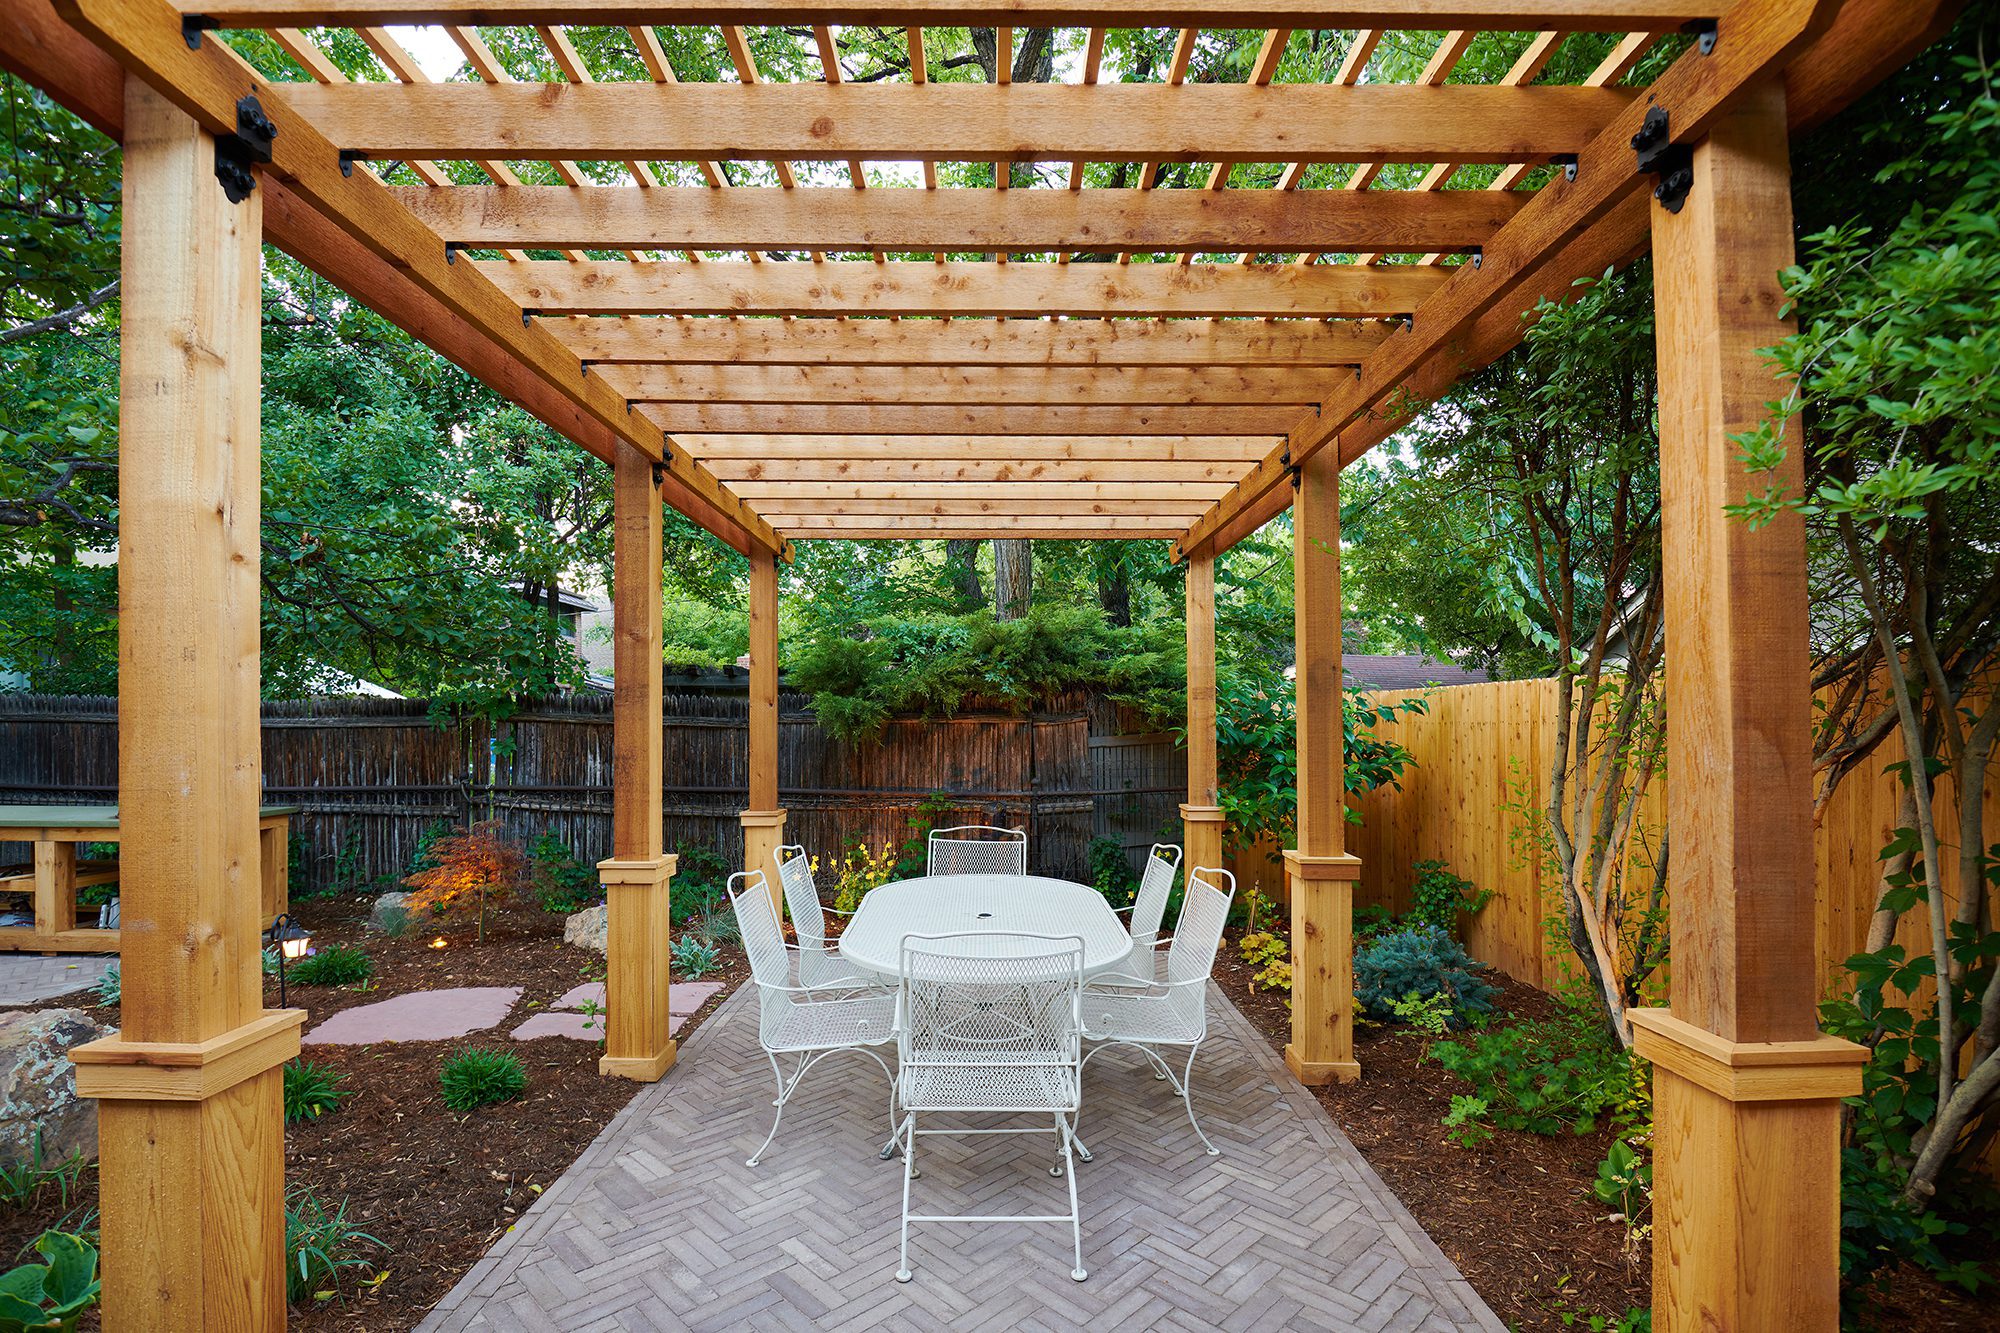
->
[840, 874, 1130, 1162]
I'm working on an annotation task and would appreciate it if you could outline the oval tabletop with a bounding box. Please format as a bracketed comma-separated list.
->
[838, 875, 1131, 982]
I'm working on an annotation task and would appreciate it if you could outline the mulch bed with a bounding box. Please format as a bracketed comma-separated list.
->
[1212, 931, 1995, 1333]
[0, 893, 745, 1332]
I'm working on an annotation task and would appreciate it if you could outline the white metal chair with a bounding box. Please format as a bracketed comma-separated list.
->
[729, 870, 897, 1168]
[1106, 843, 1181, 983]
[773, 843, 882, 991]
[1079, 866, 1236, 1157]
[926, 824, 1028, 877]
[893, 932, 1088, 1284]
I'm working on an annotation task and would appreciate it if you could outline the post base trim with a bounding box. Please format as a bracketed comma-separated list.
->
[739, 809, 788, 829]
[1177, 804, 1226, 824]
[598, 855, 676, 887]
[73, 1008, 305, 1102]
[600, 1044, 677, 1083]
[1284, 1045, 1360, 1086]
[1283, 850, 1362, 882]
[1628, 1008, 1865, 1103]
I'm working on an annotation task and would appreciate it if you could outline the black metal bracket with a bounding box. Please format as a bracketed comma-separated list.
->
[213, 93, 276, 205]
[1551, 154, 1578, 183]
[651, 463, 667, 488]
[580, 360, 592, 377]
[339, 149, 370, 178]
[1631, 104, 1695, 214]
[1395, 313, 1414, 333]
[1468, 246, 1483, 270]
[445, 242, 461, 265]
[182, 14, 219, 48]
[1682, 18, 1719, 55]
[522, 310, 536, 328]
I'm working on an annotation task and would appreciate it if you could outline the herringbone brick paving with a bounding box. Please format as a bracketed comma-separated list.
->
[0, 953, 112, 1006]
[419, 983, 1504, 1332]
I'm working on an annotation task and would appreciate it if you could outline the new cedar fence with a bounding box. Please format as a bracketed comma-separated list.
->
[1339, 677, 1999, 1003]
[0, 681, 1182, 891]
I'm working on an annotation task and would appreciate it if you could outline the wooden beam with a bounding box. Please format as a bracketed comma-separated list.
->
[178, 2, 1711, 31]
[702, 458, 1253, 483]
[607, 365, 1339, 405]
[91, 79, 288, 1330]
[52, 0, 781, 556]
[1173, 0, 1847, 561]
[682, 436, 1272, 461]
[1284, 448, 1360, 1087]
[781, 515, 1182, 535]
[391, 183, 1527, 256]
[544, 315, 1390, 367]
[642, 403, 1301, 435]
[1643, 80, 1861, 1333]
[282, 82, 1632, 165]
[601, 442, 676, 1082]
[753, 498, 1215, 516]
[488, 260, 1448, 319]
[730, 481, 1235, 501]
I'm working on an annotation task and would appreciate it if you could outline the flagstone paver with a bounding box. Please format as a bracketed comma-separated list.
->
[419, 983, 1504, 1333]
[0, 954, 114, 1007]
[304, 986, 523, 1045]
[550, 981, 723, 1016]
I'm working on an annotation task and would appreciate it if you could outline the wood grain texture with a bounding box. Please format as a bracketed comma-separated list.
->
[642, 403, 1302, 436]
[607, 364, 1340, 406]
[689, 436, 1271, 461]
[1652, 82, 1817, 1046]
[746, 551, 780, 814]
[285, 81, 1630, 164]
[544, 314, 1389, 368]
[700, 458, 1257, 484]
[483, 259, 1447, 319]
[392, 183, 1523, 254]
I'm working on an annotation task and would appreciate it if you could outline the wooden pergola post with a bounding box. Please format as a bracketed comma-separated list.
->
[1630, 81, 1864, 1331]
[66, 81, 301, 1329]
[1180, 550, 1225, 876]
[598, 441, 677, 1082]
[741, 546, 785, 914]
[1285, 451, 1360, 1085]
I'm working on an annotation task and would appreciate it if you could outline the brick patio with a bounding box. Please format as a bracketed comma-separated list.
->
[420, 982, 1503, 1333]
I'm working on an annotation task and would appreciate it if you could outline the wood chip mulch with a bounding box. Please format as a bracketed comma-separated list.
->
[1212, 931, 1995, 1333]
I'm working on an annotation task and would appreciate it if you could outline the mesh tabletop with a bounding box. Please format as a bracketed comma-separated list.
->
[839, 876, 1131, 983]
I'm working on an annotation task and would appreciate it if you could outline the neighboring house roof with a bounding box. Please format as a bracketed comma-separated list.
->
[511, 584, 604, 616]
[1341, 653, 1491, 692]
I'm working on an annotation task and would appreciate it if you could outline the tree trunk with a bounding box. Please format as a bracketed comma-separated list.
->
[994, 540, 1033, 621]
[946, 539, 984, 608]
[1098, 566, 1132, 627]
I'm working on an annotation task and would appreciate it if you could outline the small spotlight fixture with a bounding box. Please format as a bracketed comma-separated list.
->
[267, 913, 312, 1008]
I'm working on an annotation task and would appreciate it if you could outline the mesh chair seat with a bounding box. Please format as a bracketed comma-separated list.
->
[797, 947, 874, 992]
[899, 1060, 1080, 1113]
[768, 991, 896, 1054]
[1081, 988, 1203, 1046]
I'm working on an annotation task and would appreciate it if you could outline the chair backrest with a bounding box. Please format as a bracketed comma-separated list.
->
[1163, 867, 1236, 1032]
[926, 825, 1028, 878]
[774, 844, 825, 943]
[729, 870, 794, 1048]
[1130, 843, 1183, 950]
[897, 933, 1083, 1078]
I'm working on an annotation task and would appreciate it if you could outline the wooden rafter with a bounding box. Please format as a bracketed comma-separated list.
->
[682, 436, 1271, 460]
[481, 259, 1447, 317]
[276, 81, 1633, 164]
[640, 403, 1302, 434]
[604, 364, 1345, 405]
[391, 184, 1526, 255]
[542, 315, 1389, 366]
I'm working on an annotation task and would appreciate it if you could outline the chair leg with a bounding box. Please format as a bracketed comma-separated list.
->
[895, 1112, 917, 1283]
[746, 1050, 798, 1167]
[1059, 1114, 1087, 1282]
[1179, 1043, 1220, 1157]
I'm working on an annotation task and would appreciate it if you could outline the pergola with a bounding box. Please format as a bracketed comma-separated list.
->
[0, 0, 1959, 1327]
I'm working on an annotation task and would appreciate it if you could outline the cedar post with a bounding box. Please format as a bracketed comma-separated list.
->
[67, 82, 301, 1329]
[1180, 550, 1226, 877]
[1284, 451, 1361, 1085]
[1632, 81, 1863, 1331]
[599, 441, 676, 1082]
[741, 547, 786, 915]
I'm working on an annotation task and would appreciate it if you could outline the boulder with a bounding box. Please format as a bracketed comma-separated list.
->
[0, 1008, 112, 1166]
[564, 904, 608, 955]
[368, 891, 415, 934]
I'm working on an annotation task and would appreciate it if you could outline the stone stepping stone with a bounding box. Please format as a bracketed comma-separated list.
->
[548, 981, 722, 1016]
[511, 981, 725, 1043]
[510, 1011, 692, 1042]
[304, 987, 523, 1046]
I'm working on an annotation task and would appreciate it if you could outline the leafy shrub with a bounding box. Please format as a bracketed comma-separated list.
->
[283, 1188, 381, 1304]
[1352, 903, 1397, 945]
[1407, 860, 1493, 934]
[439, 1047, 527, 1112]
[88, 967, 118, 1008]
[528, 833, 598, 915]
[1088, 837, 1138, 908]
[288, 945, 373, 987]
[671, 936, 721, 980]
[1238, 930, 1291, 996]
[694, 911, 741, 947]
[283, 1060, 348, 1125]
[0, 1230, 99, 1329]
[1592, 1134, 1654, 1252]
[1440, 1095, 1492, 1149]
[830, 842, 897, 914]
[1388, 991, 1456, 1053]
[1432, 1003, 1636, 1136]
[667, 842, 730, 927]
[1353, 925, 1497, 1024]
[402, 821, 525, 941]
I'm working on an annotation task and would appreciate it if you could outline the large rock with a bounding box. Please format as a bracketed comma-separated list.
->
[564, 904, 608, 955]
[368, 890, 416, 934]
[0, 1008, 111, 1166]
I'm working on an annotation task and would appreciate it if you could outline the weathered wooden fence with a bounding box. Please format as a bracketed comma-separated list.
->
[0, 680, 1136, 890]
[1341, 677, 1998, 1001]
